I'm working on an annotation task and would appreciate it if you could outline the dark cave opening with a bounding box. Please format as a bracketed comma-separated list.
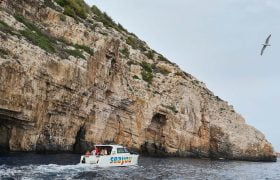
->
[151, 113, 167, 125]
[73, 125, 94, 153]
[0, 110, 19, 152]
[141, 113, 168, 156]
[0, 124, 11, 152]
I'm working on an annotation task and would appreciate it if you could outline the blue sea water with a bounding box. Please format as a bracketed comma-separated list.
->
[0, 153, 279, 180]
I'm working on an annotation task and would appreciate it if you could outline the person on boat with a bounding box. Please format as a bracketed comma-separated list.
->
[85, 150, 91, 157]
[91, 147, 96, 155]
[100, 148, 108, 155]
[95, 147, 99, 155]
[100, 149, 105, 155]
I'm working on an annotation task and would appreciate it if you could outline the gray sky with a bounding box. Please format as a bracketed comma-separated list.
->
[85, 0, 280, 151]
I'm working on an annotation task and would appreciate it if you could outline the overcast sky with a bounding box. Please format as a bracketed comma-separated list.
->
[85, 0, 280, 151]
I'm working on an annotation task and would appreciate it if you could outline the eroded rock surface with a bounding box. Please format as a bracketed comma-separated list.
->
[0, 0, 276, 161]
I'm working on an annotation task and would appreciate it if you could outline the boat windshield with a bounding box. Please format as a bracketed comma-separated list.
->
[95, 146, 113, 155]
[117, 148, 129, 153]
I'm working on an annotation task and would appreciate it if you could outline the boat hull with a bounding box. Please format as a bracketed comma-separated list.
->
[80, 154, 139, 167]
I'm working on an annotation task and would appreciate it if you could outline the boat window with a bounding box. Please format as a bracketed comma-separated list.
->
[95, 146, 113, 155]
[117, 148, 129, 153]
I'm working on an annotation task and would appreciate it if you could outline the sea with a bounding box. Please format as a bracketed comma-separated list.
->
[0, 153, 279, 180]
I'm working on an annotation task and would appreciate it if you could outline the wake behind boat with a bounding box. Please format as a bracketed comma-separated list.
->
[80, 145, 139, 167]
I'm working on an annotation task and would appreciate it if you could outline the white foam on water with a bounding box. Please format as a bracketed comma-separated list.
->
[0, 161, 144, 180]
[0, 163, 99, 179]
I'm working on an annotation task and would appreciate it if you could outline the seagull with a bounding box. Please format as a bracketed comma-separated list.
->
[260, 34, 271, 56]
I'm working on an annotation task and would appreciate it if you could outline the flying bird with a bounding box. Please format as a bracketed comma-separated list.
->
[260, 34, 271, 56]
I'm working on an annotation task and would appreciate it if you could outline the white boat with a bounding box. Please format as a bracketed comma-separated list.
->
[80, 144, 139, 167]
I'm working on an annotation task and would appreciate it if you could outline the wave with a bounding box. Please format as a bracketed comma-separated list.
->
[0, 164, 97, 179]
[0, 163, 140, 179]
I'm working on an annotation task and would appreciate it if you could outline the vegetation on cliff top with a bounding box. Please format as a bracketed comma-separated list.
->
[53, 0, 129, 35]
[91, 5, 128, 33]
[51, 0, 174, 66]
[14, 14, 56, 53]
[145, 50, 154, 60]
[64, 49, 86, 59]
[13, 14, 92, 59]
[131, 60, 172, 84]
[54, 0, 90, 19]
[158, 54, 173, 64]
[126, 36, 147, 52]
[12, 0, 175, 69]
[20, 29, 56, 53]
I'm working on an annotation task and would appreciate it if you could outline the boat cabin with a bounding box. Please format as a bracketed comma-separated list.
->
[94, 145, 130, 156]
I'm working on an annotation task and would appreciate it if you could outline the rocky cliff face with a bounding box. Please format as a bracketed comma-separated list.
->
[0, 0, 276, 161]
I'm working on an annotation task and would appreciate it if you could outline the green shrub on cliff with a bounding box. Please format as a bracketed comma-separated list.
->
[55, 0, 89, 19]
[158, 54, 173, 65]
[141, 61, 153, 73]
[126, 36, 146, 52]
[14, 14, 56, 53]
[55, 36, 94, 55]
[44, 0, 59, 10]
[133, 75, 140, 80]
[91, 6, 113, 28]
[117, 23, 128, 33]
[91, 5, 128, 33]
[20, 29, 56, 53]
[63, 6, 76, 18]
[14, 14, 92, 59]
[141, 70, 153, 84]
[0, 20, 18, 36]
[64, 49, 86, 59]
[145, 50, 154, 60]
[59, 14, 67, 21]
[141, 61, 153, 84]
[74, 44, 94, 55]
[0, 48, 9, 59]
[120, 47, 130, 58]
[14, 15, 46, 37]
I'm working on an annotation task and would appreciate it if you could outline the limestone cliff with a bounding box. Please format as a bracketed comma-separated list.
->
[0, 0, 276, 161]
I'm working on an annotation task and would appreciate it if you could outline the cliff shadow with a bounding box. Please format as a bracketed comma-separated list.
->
[0, 124, 11, 152]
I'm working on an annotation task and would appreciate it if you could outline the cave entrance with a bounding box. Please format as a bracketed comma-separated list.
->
[0, 110, 19, 152]
[141, 113, 167, 156]
[73, 125, 94, 153]
[0, 124, 10, 152]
